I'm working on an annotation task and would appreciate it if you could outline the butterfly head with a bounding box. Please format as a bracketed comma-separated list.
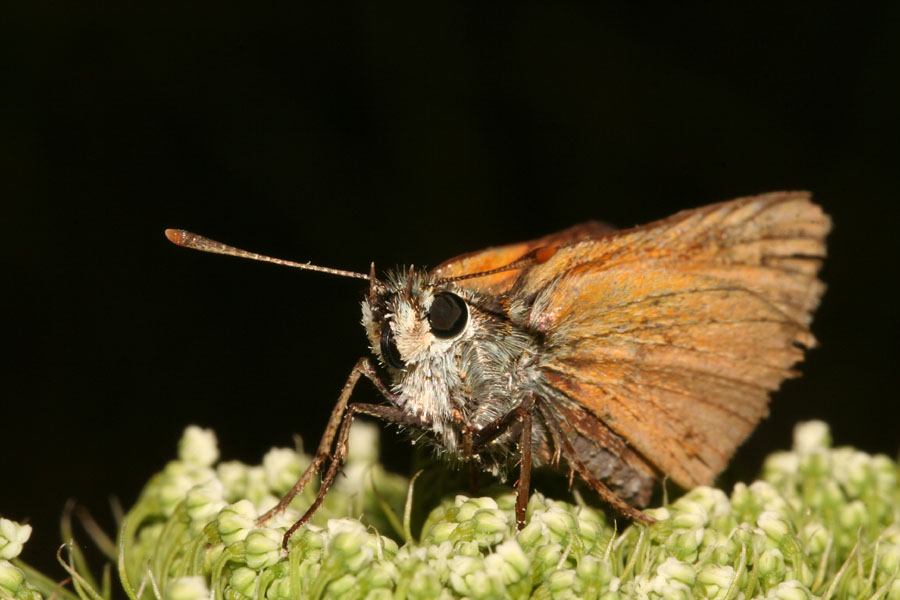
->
[362, 267, 471, 371]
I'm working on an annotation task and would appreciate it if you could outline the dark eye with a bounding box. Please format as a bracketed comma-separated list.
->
[428, 292, 468, 338]
[380, 324, 404, 369]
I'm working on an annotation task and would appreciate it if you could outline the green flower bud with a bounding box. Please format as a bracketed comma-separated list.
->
[748, 481, 782, 505]
[838, 500, 868, 531]
[357, 559, 398, 590]
[879, 543, 900, 577]
[667, 529, 703, 561]
[486, 540, 530, 584]
[656, 557, 695, 587]
[426, 522, 458, 544]
[472, 508, 509, 546]
[643, 506, 671, 521]
[218, 500, 258, 545]
[537, 506, 577, 544]
[447, 555, 482, 597]
[797, 450, 830, 480]
[406, 563, 442, 599]
[548, 568, 577, 594]
[793, 421, 831, 454]
[362, 589, 393, 600]
[684, 487, 731, 520]
[0, 560, 25, 594]
[670, 499, 708, 530]
[872, 455, 898, 494]
[516, 519, 547, 549]
[731, 482, 768, 524]
[534, 543, 564, 572]
[0, 519, 32, 560]
[178, 425, 219, 467]
[765, 580, 811, 600]
[799, 522, 829, 556]
[453, 540, 481, 557]
[763, 452, 799, 486]
[245, 466, 271, 509]
[327, 519, 374, 573]
[696, 564, 734, 598]
[265, 576, 290, 600]
[186, 479, 226, 529]
[325, 573, 356, 596]
[156, 464, 199, 516]
[229, 566, 258, 597]
[576, 509, 606, 546]
[758, 511, 793, 544]
[759, 548, 786, 588]
[166, 576, 210, 600]
[245, 528, 283, 569]
[217, 461, 250, 501]
[262, 448, 303, 496]
[454, 496, 499, 522]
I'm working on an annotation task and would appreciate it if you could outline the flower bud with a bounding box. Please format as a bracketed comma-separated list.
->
[670, 499, 708, 530]
[793, 421, 831, 454]
[758, 548, 786, 588]
[758, 511, 793, 545]
[0, 519, 32, 560]
[217, 461, 250, 501]
[166, 576, 210, 600]
[548, 568, 577, 594]
[696, 564, 734, 598]
[0, 560, 25, 594]
[538, 506, 577, 544]
[217, 500, 258, 545]
[328, 519, 374, 573]
[472, 508, 509, 546]
[178, 426, 219, 467]
[266, 576, 290, 600]
[186, 479, 226, 529]
[244, 528, 283, 569]
[426, 522, 458, 544]
[766, 580, 811, 600]
[454, 497, 499, 522]
[657, 557, 695, 587]
[489, 540, 530, 584]
[262, 448, 303, 496]
[838, 500, 868, 531]
[229, 567, 258, 597]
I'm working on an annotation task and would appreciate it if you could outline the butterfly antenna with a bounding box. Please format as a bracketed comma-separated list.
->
[165, 229, 371, 281]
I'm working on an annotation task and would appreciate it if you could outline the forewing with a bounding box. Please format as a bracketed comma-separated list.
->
[524, 192, 830, 488]
[430, 221, 615, 295]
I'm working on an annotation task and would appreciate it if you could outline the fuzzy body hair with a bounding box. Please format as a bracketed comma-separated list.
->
[360, 267, 653, 505]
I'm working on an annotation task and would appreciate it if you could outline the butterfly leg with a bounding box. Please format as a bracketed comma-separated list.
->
[536, 403, 655, 525]
[471, 394, 536, 530]
[280, 401, 426, 548]
[256, 358, 426, 543]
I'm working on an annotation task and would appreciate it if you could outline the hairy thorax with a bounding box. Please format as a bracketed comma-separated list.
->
[361, 268, 545, 473]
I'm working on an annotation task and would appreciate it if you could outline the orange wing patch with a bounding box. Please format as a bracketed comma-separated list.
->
[430, 221, 615, 295]
[526, 192, 829, 488]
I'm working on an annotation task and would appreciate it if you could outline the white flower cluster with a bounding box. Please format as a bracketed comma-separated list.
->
[106, 421, 900, 599]
[0, 518, 41, 600]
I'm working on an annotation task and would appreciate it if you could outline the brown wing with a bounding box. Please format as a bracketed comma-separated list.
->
[519, 191, 829, 489]
[429, 221, 615, 295]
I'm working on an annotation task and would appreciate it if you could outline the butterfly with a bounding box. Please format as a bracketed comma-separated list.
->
[167, 190, 830, 547]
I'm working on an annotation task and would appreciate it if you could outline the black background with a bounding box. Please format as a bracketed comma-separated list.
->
[4, 2, 899, 577]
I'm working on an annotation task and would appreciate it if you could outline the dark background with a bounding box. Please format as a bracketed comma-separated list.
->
[4, 2, 898, 577]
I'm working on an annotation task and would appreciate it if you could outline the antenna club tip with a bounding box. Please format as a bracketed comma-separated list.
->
[165, 229, 187, 245]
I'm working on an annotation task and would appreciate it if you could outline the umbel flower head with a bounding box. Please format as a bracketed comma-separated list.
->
[6, 421, 900, 599]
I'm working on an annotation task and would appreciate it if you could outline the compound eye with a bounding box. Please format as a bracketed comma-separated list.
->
[428, 292, 468, 339]
[379, 324, 404, 369]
